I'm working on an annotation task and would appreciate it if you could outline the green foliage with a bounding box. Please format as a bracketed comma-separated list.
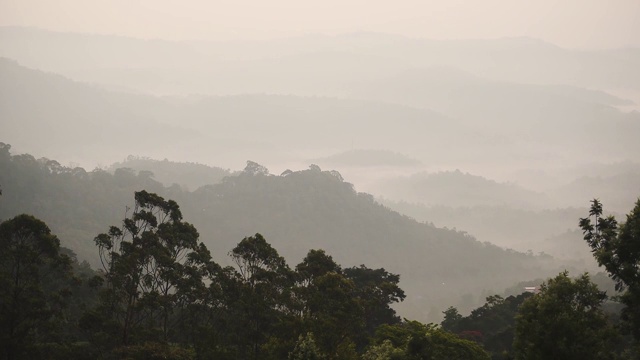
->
[580, 198, 640, 340]
[296, 249, 341, 282]
[513, 271, 615, 360]
[0, 214, 74, 360]
[113, 342, 195, 360]
[289, 333, 325, 360]
[361, 340, 406, 360]
[441, 293, 533, 358]
[370, 321, 490, 360]
[293, 249, 406, 356]
[87, 191, 215, 349]
[344, 265, 406, 336]
[408, 327, 491, 360]
[226, 233, 295, 359]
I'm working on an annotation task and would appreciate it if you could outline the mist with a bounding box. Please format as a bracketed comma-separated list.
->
[1, 1, 639, 358]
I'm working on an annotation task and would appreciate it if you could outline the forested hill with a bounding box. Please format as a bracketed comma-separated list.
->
[108, 156, 231, 191]
[0, 145, 567, 319]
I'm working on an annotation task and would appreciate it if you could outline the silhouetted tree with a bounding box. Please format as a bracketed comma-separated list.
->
[580, 198, 640, 341]
[0, 215, 73, 360]
[513, 272, 615, 360]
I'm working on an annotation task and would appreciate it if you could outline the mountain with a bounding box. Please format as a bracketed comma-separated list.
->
[380, 200, 600, 264]
[377, 170, 547, 209]
[0, 57, 481, 170]
[0, 57, 203, 167]
[5, 56, 637, 180]
[0, 146, 568, 320]
[108, 156, 231, 191]
[2, 27, 639, 94]
[348, 67, 640, 162]
[551, 172, 640, 214]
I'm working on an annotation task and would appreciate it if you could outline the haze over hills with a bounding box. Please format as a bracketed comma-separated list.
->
[108, 156, 231, 191]
[377, 170, 548, 209]
[2, 27, 640, 95]
[1, 24, 638, 311]
[0, 57, 480, 170]
[2, 2, 640, 357]
[3, 55, 638, 178]
[2, 49, 638, 263]
[0, 145, 574, 321]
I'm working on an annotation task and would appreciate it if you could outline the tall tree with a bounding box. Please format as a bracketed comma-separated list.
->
[0, 215, 73, 360]
[89, 190, 214, 350]
[343, 265, 405, 337]
[227, 233, 294, 360]
[580, 198, 640, 340]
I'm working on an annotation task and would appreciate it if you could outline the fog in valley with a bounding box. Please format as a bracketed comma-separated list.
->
[1, 1, 639, 358]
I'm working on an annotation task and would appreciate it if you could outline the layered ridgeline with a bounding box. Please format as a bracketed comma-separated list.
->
[3, 53, 639, 175]
[0, 145, 569, 321]
[0, 57, 465, 169]
[2, 27, 639, 94]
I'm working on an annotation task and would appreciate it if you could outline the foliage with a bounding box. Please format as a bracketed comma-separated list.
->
[87, 191, 215, 349]
[370, 321, 490, 360]
[513, 271, 615, 360]
[113, 342, 195, 360]
[289, 333, 325, 360]
[361, 340, 406, 360]
[226, 233, 294, 359]
[0, 214, 74, 360]
[580, 198, 640, 340]
[441, 293, 533, 358]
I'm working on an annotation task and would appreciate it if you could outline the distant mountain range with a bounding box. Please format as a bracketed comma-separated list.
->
[3, 56, 638, 175]
[2, 27, 639, 94]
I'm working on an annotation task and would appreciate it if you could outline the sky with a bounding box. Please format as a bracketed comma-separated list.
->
[1, 0, 639, 49]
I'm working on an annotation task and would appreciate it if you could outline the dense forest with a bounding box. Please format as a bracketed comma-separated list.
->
[2, 144, 640, 359]
[0, 144, 570, 318]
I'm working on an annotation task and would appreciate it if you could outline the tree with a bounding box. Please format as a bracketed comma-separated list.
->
[441, 293, 533, 358]
[513, 271, 615, 360]
[343, 265, 405, 344]
[243, 161, 270, 176]
[227, 233, 294, 360]
[361, 340, 406, 360]
[89, 191, 214, 349]
[296, 249, 341, 284]
[289, 332, 325, 360]
[580, 198, 640, 340]
[371, 321, 490, 360]
[0, 214, 73, 360]
[441, 306, 463, 333]
[293, 250, 366, 358]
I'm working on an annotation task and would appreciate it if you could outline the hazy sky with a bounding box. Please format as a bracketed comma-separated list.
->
[1, 0, 639, 48]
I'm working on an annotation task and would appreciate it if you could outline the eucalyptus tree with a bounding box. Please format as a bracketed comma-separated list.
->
[227, 233, 295, 359]
[90, 191, 215, 348]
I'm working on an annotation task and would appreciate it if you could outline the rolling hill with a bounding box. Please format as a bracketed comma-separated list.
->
[0, 146, 569, 320]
